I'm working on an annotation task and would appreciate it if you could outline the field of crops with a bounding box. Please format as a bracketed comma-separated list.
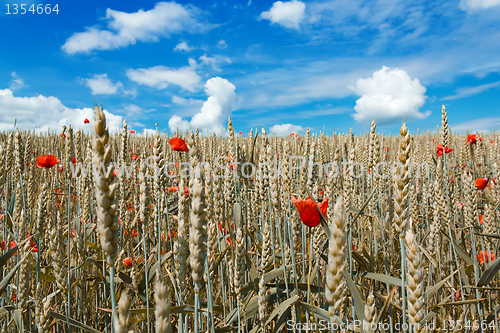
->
[0, 104, 499, 332]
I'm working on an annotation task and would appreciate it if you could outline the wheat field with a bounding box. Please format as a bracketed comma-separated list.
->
[0, 104, 499, 332]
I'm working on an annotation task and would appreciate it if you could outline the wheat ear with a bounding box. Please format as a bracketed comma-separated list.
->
[326, 196, 347, 317]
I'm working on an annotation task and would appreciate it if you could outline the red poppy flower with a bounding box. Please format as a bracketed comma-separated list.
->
[479, 215, 484, 225]
[36, 155, 60, 168]
[184, 186, 189, 197]
[72, 157, 76, 165]
[436, 145, 444, 156]
[30, 151, 34, 154]
[475, 178, 489, 190]
[492, 140, 496, 146]
[58, 165, 63, 172]
[113, 169, 118, 177]
[1, 241, 17, 254]
[238, 131, 242, 134]
[169, 138, 189, 152]
[291, 196, 329, 228]
[131, 229, 138, 237]
[455, 291, 461, 301]
[436, 145, 452, 156]
[84, 118, 90, 124]
[467, 134, 481, 145]
[431, 139, 435, 143]
[129, 130, 136, 134]
[123, 257, 133, 267]
[132, 155, 139, 160]
[384, 147, 389, 152]
[477, 250, 495, 264]
[59, 133, 66, 138]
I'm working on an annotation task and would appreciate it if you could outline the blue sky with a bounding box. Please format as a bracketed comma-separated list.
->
[1, 0, 500, 136]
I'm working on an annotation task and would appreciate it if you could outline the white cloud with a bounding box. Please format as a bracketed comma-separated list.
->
[168, 77, 236, 133]
[350, 66, 430, 125]
[83, 74, 123, 95]
[174, 41, 195, 52]
[217, 39, 227, 48]
[123, 103, 143, 114]
[450, 117, 500, 133]
[270, 123, 304, 135]
[442, 81, 500, 100]
[123, 88, 138, 98]
[171, 95, 203, 106]
[126, 59, 200, 92]
[62, 2, 209, 54]
[199, 54, 219, 71]
[260, 0, 306, 29]
[0, 89, 122, 133]
[130, 121, 145, 128]
[9, 72, 26, 91]
[168, 115, 191, 132]
[460, 0, 500, 11]
[139, 128, 158, 136]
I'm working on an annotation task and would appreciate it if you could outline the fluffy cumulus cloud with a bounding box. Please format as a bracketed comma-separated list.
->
[270, 123, 304, 136]
[168, 77, 236, 133]
[168, 115, 191, 132]
[350, 66, 430, 125]
[62, 2, 209, 54]
[260, 0, 306, 29]
[126, 59, 200, 92]
[174, 41, 195, 52]
[83, 74, 123, 95]
[139, 128, 158, 137]
[460, 0, 500, 11]
[0, 89, 122, 132]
